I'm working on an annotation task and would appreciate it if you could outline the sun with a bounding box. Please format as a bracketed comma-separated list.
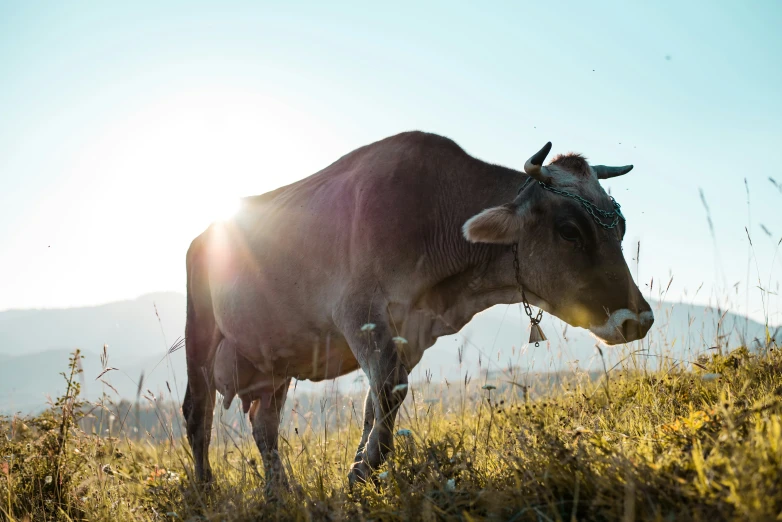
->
[211, 195, 242, 223]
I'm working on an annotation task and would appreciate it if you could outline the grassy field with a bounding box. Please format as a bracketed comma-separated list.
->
[1, 341, 781, 521]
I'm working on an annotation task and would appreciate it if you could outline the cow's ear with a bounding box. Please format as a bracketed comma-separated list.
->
[462, 203, 526, 244]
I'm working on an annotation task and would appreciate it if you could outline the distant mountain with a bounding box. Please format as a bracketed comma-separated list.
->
[0, 293, 777, 414]
[0, 292, 185, 362]
[0, 293, 187, 413]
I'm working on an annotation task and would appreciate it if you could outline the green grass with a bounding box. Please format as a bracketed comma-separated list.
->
[2, 344, 781, 521]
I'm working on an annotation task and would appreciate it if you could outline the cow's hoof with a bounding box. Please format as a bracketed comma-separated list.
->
[195, 468, 214, 490]
[264, 476, 291, 499]
[347, 460, 372, 488]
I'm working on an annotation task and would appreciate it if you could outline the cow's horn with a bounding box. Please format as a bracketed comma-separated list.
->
[524, 142, 554, 184]
[592, 164, 634, 179]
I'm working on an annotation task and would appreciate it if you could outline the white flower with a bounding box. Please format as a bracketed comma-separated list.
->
[392, 336, 408, 344]
[445, 478, 456, 491]
[378, 471, 389, 480]
[481, 384, 496, 390]
[396, 429, 412, 437]
[360, 323, 376, 332]
[45, 475, 52, 485]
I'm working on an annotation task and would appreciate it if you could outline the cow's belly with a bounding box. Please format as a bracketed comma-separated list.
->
[212, 292, 359, 381]
[206, 234, 359, 380]
[213, 335, 360, 413]
[211, 298, 444, 382]
[288, 331, 362, 381]
[208, 250, 448, 382]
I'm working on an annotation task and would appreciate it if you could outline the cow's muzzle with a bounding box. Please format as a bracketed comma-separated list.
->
[588, 309, 654, 345]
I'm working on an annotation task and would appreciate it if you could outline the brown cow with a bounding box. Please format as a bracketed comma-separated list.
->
[182, 131, 652, 493]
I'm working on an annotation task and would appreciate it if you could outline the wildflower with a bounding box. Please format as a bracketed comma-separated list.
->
[378, 471, 389, 480]
[360, 323, 376, 332]
[396, 429, 412, 437]
[392, 336, 408, 344]
[45, 475, 53, 485]
[147, 467, 168, 482]
[445, 478, 456, 491]
[481, 384, 496, 390]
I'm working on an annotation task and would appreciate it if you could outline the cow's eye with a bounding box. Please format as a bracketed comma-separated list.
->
[558, 224, 581, 243]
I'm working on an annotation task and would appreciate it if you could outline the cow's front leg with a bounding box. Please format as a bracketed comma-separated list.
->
[352, 389, 375, 468]
[338, 307, 409, 486]
[248, 377, 291, 497]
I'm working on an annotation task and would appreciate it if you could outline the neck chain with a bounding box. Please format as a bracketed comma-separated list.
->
[511, 242, 545, 347]
[517, 177, 625, 230]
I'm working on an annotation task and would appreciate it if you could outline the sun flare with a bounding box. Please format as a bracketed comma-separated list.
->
[212, 195, 242, 223]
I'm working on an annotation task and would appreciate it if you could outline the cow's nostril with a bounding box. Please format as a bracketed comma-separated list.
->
[621, 317, 641, 341]
[618, 312, 653, 342]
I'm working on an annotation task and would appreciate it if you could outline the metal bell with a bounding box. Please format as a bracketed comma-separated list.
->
[528, 323, 547, 346]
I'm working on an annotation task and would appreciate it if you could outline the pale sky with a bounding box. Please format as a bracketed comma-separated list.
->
[1, 1, 780, 325]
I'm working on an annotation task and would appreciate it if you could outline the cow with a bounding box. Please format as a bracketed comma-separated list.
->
[181, 131, 653, 493]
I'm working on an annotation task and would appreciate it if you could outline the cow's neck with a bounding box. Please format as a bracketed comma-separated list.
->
[423, 166, 535, 335]
[420, 247, 519, 336]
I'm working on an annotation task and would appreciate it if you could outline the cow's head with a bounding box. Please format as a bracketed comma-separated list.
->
[462, 142, 653, 344]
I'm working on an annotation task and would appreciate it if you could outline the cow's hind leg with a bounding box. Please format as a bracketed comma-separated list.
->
[248, 377, 292, 497]
[338, 301, 409, 486]
[183, 234, 219, 484]
[183, 328, 219, 484]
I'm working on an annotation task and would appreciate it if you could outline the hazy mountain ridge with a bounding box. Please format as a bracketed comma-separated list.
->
[0, 292, 185, 360]
[0, 292, 777, 414]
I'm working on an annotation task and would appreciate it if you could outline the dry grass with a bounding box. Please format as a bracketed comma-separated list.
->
[2, 342, 781, 521]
